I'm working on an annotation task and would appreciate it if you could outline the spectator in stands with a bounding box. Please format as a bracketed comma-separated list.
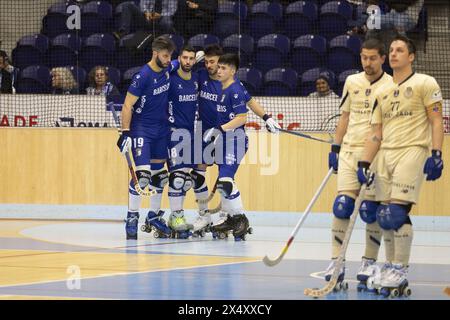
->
[175, 0, 218, 39]
[114, 0, 178, 39]
[86, 66, 120, 96]
[308, 75, 339, 99]
[0, 50, 17, 94]
[51, 67, 79, 94]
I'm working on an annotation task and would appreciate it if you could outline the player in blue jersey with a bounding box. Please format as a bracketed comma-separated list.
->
[190, 45, 281, 235]
[116, 36, 177, 240]
[165, 44, 200, 235]
[202, 53, 254, 240]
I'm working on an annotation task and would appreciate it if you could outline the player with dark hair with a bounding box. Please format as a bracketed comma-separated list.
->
[325, 38, 392, 291]
[117, 36, 177, 239]
[358, 35, 444, 297]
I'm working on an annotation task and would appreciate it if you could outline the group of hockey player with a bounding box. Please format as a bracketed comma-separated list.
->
[325, 35, 444, 298]
[116, 36, 280, 241]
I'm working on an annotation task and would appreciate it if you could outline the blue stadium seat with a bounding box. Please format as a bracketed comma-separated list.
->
[120, 66, 141, 94]
[284, 1, 318, 40]
[12, 34, 49, 69]
[213, 1, 248, 39]
[300, 68, 336, 96]
[247, 1, 283, 40]
[262, 68, 298, 96]
[48, 33, 82, 68]
[80, 1, 113, 37]
[291, 34, 327, 75]
[16, 65, 51, 94]
[222, 34, 254, 67]
[106, 66, 121, 86]
[115, 33, 147, 73]
[42, 3, 71, 39]
[319, 1, 353, 40]
[336, 68, 360, 96]
[162, 33, 185, 59]
[67, 65, 87, 91]
[255, 34, 290, 73]
[114, 1, 135, 31]
[188, 34, 220, 51]
[327, 35, 362, 74]
[80, 33, 116, 73]
[236, 67, 262, 96]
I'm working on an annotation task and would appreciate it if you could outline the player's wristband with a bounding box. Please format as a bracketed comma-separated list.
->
[432, 150, 442, 158]
[331, 144, 341, 154]
[262, 114, 271, 122]
[357, 161, 371, 169]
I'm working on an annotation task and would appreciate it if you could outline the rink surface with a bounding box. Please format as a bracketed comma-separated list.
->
[0, 209, 449, 300]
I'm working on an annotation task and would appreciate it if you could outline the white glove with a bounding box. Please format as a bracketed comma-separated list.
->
[195, 50, 205, 63]
[203, 126, 224, 143]
[117, 130, 132, 155]
[263, 114, 281, 133]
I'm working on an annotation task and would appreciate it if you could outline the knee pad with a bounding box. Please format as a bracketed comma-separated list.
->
[150, 169, 169, 188]
[217, 177, 234, 197]
[377, 203, 412, 230]
[169, 170, 187, 190]
[183, 174, 193, 192]
[190, 169, 206, 190]
[359, 200, 380, 224]
[135, 169, 151, 189]
[333, 195, 355, 219]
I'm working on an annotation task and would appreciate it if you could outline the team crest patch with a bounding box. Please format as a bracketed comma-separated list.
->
[234, 93, 238, 99]
[354, 90, 359, 94]
[404, 87, 413, 98]
[394, 90, 399, 97]
[194, 81, 198, 90]
[383, 95, 388, 100]
[365, 89, 371, 96]
[166, 72, 169, 79]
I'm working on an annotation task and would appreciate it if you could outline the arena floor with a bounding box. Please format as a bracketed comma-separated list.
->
[0, 211, 449, 300]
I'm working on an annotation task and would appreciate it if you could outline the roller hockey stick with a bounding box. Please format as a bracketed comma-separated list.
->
[304, 186, 368, 298]
[279, 128, 332, 144]
[197, 177, 218, 204]
[110, 105, 156, 197]
[263, 168, 334, 267]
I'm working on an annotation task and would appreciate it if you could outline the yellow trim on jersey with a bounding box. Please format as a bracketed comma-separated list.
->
[177, 69, 192, 81]
[234, 113, 247, 117]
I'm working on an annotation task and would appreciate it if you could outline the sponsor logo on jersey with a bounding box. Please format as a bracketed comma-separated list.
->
[178, 84, 183, 89]
[229, 112, 235, 120]
[179, 94, 197, 102]
[234, 94, 238, 99]
[432, 90, 442, 100]
[200, 90, 218, 101]
[404, 87, 413, 98]
[153, 83, 170, 95]
[136, 148, 142, 157]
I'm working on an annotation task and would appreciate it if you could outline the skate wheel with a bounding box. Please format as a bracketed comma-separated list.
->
[218, 232, 227, 240]
[403, 287, 412, 297]
[153, 232, 160, 239]
[248, 227, 253, 234]
[391, 289, 399, 298]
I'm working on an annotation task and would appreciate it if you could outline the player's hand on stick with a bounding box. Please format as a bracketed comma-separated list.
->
[117, 129, 132, 155]
[328, 144, 340, 173]
[423, 150, 443, 181]
[203, 126, 225, 143]
[357, 161, 374, 186]
[262, 114, 280, 133]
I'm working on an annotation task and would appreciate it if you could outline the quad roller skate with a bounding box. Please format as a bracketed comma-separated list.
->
[168, 210, 193, 239]
[356, 257, 377, 292]
[378, 264, 412, 298]
[324, 259, 348, 292]
[141, 210, 172, 238]
[191, 210, 212, 238]
[211, 213, 252, 241]
[366, 262, 393, 294]
[125, 211, 139, 240]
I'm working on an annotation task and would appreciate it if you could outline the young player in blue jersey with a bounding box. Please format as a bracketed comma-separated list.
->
[190, 45, 281, 235]
[116, 36, 177, 240]
[165, 44, 200, 235]
[202, 53, 254, 240]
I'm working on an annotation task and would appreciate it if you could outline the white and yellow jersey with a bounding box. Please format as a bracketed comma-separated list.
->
[340, 71, 392, 151]
[370, 72, 443, 150]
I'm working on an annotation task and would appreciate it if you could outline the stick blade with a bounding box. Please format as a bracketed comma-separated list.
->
[262, 255, 282, 267]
